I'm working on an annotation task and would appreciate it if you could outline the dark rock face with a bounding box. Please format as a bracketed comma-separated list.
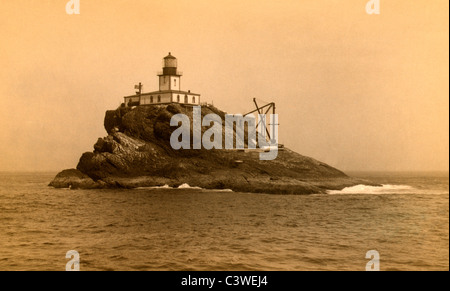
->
[50, 104, 373, 194]
[48, 169, 106, 189]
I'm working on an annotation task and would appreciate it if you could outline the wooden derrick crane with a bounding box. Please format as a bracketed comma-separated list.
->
[244, 98, 277, 144]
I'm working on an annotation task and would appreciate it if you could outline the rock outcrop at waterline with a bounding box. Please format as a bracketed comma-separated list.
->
[50, 104, 372, 194]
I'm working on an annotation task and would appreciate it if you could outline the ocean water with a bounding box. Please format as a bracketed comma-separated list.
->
[0, 172, 448, 271]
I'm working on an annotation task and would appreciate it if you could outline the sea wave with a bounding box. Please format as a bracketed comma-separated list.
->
[178, 184, 233, 192]
[135, 184, 233, 192]
[327, 184, 448, 195]
[135, 185, 171, 190]
[177, 183, 202, 189]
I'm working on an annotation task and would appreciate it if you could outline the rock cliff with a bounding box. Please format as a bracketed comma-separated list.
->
[50, 104, 372, 194]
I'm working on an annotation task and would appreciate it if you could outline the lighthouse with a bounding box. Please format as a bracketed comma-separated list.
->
[158, 53, 182, 91]
[124, 53, 201, 107]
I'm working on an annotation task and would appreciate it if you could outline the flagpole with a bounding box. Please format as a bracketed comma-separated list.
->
[138, 82, 142, 105]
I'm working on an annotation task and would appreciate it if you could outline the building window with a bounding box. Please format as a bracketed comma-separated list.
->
[184, 95, 188, 103]
[158, 95, 161, 103]
[174, 79, 177, 87]
[192, 96, 196, 103]
[150, 96, 153, 103]
[177, 95, 180, 102]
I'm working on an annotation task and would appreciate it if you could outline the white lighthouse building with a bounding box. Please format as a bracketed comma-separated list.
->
[124, 53, 201, 107]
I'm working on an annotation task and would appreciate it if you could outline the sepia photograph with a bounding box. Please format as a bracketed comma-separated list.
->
[0, 0, 448, 276]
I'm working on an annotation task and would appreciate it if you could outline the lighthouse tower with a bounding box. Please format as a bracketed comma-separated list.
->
[123, 52, 200, 107]
[158, 52, 182, 91]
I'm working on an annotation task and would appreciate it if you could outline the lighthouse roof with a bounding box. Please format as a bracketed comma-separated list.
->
[164, 52, 176, 59]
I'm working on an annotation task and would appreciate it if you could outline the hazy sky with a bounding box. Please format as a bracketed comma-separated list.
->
[0, 0, 448, 172]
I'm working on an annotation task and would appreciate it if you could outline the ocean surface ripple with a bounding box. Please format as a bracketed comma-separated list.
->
[0, 172, 448, 271]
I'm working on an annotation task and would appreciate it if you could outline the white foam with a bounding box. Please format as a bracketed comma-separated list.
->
[327, 184, 415, 195]
[136, 184, 172, 190]
[177, 183, 202, 189]
[136, 184, 233, 192]
[208, 189, 233, 192]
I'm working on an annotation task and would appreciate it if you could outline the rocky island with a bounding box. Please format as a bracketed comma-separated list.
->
[49, 103, 374, 194]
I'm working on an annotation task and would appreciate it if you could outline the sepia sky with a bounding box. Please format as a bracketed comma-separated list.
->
[0, 0, 448, 172]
